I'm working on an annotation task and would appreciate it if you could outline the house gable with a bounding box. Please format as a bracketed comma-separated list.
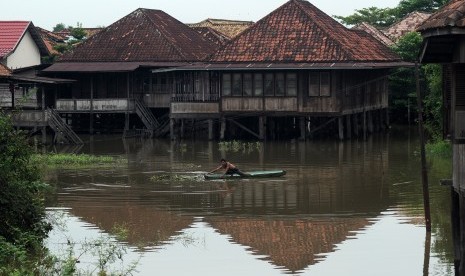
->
[59, 8, 218, 63]
[211, 0, 400, 63]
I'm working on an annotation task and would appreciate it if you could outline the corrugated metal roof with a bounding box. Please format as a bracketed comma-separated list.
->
[417, 0, 465, 31]
[59, 8, 218, 63]
[211, 0, 401, 63]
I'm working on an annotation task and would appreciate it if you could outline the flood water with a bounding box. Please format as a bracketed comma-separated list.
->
[44, 126, 454, 275]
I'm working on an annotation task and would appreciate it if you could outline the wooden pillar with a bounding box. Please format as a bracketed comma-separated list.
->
[41, 87, 46, 144]
[170, 118, 175, 140]
[338, 116, 344, 140]
[363, 111, 367, 140]
[385, 108, 390, 129]
[346, 114, 352, 139]
[353, 113, 359, 137]
[259, 116, 266, 141]
[220, 117, 226, 140]
[368, 110, 374, 133]
[299, 116, 306, 141]
[89, 76, 95, 134]
[208, 119, 214, 140]
[180, 119, 185, 139]
[124, 73, 130, 133]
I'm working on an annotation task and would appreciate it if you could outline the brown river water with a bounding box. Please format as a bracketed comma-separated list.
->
[44, 126, 454, 275]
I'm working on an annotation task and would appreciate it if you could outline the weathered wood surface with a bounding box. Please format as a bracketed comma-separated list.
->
[265, 97, 297, 111]
[453, 144, 465, 192]
[141, 94, 170, 108]
[9, 110, 48, 127]
[171, 102, 219, 114]
[222, 98, 262, 111]
[56, 99, 135, 112]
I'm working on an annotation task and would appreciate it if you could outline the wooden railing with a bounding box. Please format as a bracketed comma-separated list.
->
[56, 99, 135, 112]
[171, 93, 219, 102]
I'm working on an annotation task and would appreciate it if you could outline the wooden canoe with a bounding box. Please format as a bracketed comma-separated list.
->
[204, 170, 286, 180]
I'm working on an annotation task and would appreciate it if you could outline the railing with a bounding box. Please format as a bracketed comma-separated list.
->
[171, 93, 219, 102]
[46, 108, 83, 144]
[56, 99, 135, 112]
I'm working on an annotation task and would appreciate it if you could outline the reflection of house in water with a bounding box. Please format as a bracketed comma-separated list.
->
[417, 1, 465, 275]
[207, 217, 371, 273]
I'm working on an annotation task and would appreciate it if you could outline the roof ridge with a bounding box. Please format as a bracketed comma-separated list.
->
[139, 9, 190, 61]
[291, 0, 354, 60]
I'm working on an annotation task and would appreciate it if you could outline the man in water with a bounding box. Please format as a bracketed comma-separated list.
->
[209, 159, 249, 178]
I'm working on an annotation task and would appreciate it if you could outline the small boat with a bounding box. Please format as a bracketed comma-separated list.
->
[204, 170, 286, 180]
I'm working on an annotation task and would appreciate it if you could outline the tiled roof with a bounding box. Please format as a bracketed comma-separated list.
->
[208, 217, 371, 273]
[0, 21, 31, 58]
[385, 11, 431, 41]
[59, 9, 218, 62]
[36, 27, 66, 55]
[55, 27, 103, 39]
[210, 0, 400, 63]
[0, 63, 11, 77]
[188, 18, 254, 39]
[0, 21, 50, 60]
[417, 0, 465, 31]
[191, 26, 230, 46]
[352, 22, 394, 46]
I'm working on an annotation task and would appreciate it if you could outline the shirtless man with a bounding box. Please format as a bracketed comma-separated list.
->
[209, 159, 248, 178]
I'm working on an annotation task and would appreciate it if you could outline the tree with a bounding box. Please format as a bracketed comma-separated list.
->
[52, 23, 66, 32]
[334, 7, 397, 27]
[335, 0, 449, 27]
[0, 112, 52, 274]
[69, 22, 87, 41]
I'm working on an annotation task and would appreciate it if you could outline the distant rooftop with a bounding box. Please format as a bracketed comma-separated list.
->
[188, 18, 254, 39]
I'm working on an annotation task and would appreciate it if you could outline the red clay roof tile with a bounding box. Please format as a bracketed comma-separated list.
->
[211, 0, 400, 63]
[59, 8, 218, 62]
[417, 0, 465, 31]
[0, 21, 31, 58]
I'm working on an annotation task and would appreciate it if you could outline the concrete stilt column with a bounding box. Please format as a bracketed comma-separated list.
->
[299, 117, 306, 141]
[259, 116, 266, 141]
[208, 119, 214, 140]
[346, 114, 352, 139]
[338, 116, 344, 140]
[220, 117, 226, 140]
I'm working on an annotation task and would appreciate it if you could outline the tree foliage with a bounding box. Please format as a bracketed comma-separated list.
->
[335, 0, 448, 27]
[0, 112, 52, 274]
[52, 23, 66, 32]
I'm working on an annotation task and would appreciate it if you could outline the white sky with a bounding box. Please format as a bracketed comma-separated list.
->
[1, 0, 401, 31]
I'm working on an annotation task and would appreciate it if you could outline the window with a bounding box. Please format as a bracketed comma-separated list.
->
[264, 73, 274, 96]
[243, 73, 253, 96]
[232, 73, 242, 96]
[254, 74, 263, 96]
[309, 72, 331, 97]
[286, 73, 297, 96]
[222, 74, 231, 96]
[275, 73, 285, 96]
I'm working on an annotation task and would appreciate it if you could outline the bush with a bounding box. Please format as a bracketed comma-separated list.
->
[0, 112, 51, 273]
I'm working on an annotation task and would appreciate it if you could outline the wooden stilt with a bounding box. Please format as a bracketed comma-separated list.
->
[170, 118, 175, 141]
[180, 119, 185, 139]
[353, 114, 359, 137]
[338, 116, 344, 140]
[208, 119, 214, 140]
[90, 77, 94, 135]
[346, 114, 352, 139]
[220, 117, 226, 140]
[259, 116, 266, 141]
[299, 117, 306, 141]
[368, 110, 374, 133]
[363, 111, 367, 140]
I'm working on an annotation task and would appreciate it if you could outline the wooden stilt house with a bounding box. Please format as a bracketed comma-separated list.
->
[43, 8, 218, 137]
[418, 1, 465, 274]
[167, 0, 410, 141]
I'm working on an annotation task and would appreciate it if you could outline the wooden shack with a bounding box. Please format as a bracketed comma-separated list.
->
[166, 0, 410, 141]
[43, 8, 218, 137]
[417, 1, 465, 274]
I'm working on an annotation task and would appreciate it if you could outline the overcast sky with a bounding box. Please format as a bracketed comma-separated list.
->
[1, 0, 401, 30]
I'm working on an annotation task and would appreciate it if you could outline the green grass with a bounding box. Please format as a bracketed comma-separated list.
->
[31, 153, 123, 167]
[426, 140, 452, 158]
[218, 140, 262, 153]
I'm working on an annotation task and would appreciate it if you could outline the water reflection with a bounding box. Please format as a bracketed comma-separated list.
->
[45, 128, 454, 275]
